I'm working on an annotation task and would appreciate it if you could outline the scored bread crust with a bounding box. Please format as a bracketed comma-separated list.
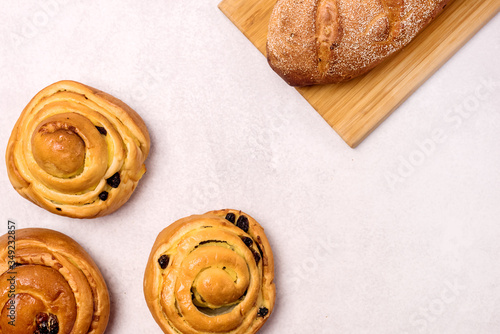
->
[267, 0, 452, 86]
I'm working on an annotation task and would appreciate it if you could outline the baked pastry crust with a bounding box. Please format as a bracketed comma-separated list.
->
[6, 80, 150, 218]
[144, 209, 276, 334]
[0, 228, 110, 333]
[267, 0, 451, 86]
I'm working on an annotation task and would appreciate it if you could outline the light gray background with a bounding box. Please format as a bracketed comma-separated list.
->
[1, 1, 499, 333]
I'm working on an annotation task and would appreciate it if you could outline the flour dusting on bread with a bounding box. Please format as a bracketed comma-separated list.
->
[267, 0, 451, 86]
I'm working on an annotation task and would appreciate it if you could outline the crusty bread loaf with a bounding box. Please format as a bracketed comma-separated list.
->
[267, 0, 452, 86]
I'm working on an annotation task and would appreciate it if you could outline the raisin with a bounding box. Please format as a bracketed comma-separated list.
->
[95, 126, 107, 135]
[36, 312, 48, 323]
[10, 262, 22, 269]
[255, 241, 264, 259]
[99, 191, 109, 201]
[106, 172, 121, 188]
[225, 212, 236, 224]
[56, 208, 62, 211]
[251, 249, 261, 265]
[158, 255, 169, 269]
[35, 313, 59, 334]
[236, 215, 249, 232]
[257, 307, 269, 317]
[48, 314, 59, 334]
[240, 236, 253, 248]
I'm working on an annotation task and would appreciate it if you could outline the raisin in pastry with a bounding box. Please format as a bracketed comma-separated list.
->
[144, 209, 276, 334]
[0, 228, 110, 333]
[6, 80, 150, 218]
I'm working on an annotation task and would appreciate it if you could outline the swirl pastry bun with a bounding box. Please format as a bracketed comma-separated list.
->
[6, 80, 151, 218]
[267, 0, 451, 86]
[0, 228, 110, 333]
[144, 209, 276, 334]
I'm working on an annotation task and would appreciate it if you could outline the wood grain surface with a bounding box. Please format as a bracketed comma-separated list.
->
[219, 0, 500, 148]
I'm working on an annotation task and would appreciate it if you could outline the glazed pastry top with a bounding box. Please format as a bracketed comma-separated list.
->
[0, 228, 110, 334]
[6, 80, 150, 218]
[144, 209, 276, 334]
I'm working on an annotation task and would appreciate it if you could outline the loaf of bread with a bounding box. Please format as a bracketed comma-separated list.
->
[0, 228, 110, 333]
[267, 0, 451, 86]
[6, 80, 150, 218]
[144, 209, 275, 334]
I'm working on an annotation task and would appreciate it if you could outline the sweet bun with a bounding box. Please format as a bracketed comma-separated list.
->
[0, 228, 110, 333]
[6, 80, 150, 218]
[267, 0, 451, 86]
[144, 209, 276, 334]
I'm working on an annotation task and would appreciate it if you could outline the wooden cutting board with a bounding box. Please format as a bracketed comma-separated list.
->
[218, 0, 500, 148]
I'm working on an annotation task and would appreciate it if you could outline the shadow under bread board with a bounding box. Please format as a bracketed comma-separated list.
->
[218, 0, 500, 148]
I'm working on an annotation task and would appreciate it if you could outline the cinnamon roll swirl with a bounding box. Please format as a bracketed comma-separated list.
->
[144, 209, 276, 334]
[6, 80, 150, 218]
[0, 228, 110, 333]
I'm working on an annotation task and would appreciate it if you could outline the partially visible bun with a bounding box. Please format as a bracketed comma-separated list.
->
[0, 228, 110, 333]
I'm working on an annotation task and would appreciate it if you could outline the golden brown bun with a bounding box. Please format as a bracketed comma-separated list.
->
[6, 80, 151, 218]
[267, 0, 452, 86]
[0, 228, 110, 333]
[144, 209, 276, 334]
